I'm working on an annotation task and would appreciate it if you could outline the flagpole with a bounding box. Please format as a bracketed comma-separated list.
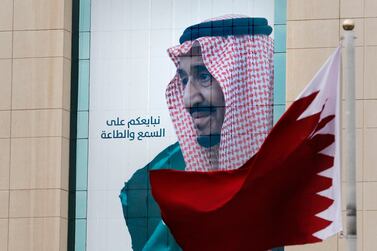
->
[342, 19, 357, 251]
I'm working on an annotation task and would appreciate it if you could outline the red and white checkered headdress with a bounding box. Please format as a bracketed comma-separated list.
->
[166, 15, 274, 171]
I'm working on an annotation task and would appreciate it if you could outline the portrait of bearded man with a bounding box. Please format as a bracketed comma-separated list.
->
[120, 14, 274, 251]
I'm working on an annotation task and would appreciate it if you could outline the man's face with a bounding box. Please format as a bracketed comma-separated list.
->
[177, 48, 225, 148]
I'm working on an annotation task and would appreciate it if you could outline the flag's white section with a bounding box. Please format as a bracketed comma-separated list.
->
[295, 47, 342, 240]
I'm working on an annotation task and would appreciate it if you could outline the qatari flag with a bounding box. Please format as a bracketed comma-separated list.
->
[150, 47, 342, 251]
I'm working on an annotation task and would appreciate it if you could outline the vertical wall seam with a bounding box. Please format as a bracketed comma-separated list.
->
[6, 0, 15, 250]
[68, 0, 81, 250]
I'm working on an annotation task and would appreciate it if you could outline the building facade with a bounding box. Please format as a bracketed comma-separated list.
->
[0, 0, 376, 250]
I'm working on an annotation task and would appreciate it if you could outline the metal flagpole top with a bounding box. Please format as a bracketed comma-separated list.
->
[343, 19, 355, 31]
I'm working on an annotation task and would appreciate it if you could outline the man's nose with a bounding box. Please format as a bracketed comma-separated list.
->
[183, 78, 204, 107]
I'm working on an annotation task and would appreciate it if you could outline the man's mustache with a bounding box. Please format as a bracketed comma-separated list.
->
[187, 105, 224, 115]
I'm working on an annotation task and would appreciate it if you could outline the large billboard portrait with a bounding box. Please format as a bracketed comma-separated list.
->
[87, 1, 275, 250]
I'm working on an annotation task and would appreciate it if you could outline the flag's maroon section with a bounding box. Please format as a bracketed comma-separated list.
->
[150, 92, 335, 251]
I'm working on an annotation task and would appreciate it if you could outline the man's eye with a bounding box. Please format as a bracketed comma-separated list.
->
[198, 72, 212, 86]
[181, 77, 188, 88]
[199, 73, 210, 81]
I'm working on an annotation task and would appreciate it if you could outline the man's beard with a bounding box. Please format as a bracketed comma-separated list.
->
[197, 134, 221, 148]
[187, 105, 223, 148]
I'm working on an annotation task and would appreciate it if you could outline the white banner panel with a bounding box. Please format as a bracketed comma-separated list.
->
[87, 1, 275, 250]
